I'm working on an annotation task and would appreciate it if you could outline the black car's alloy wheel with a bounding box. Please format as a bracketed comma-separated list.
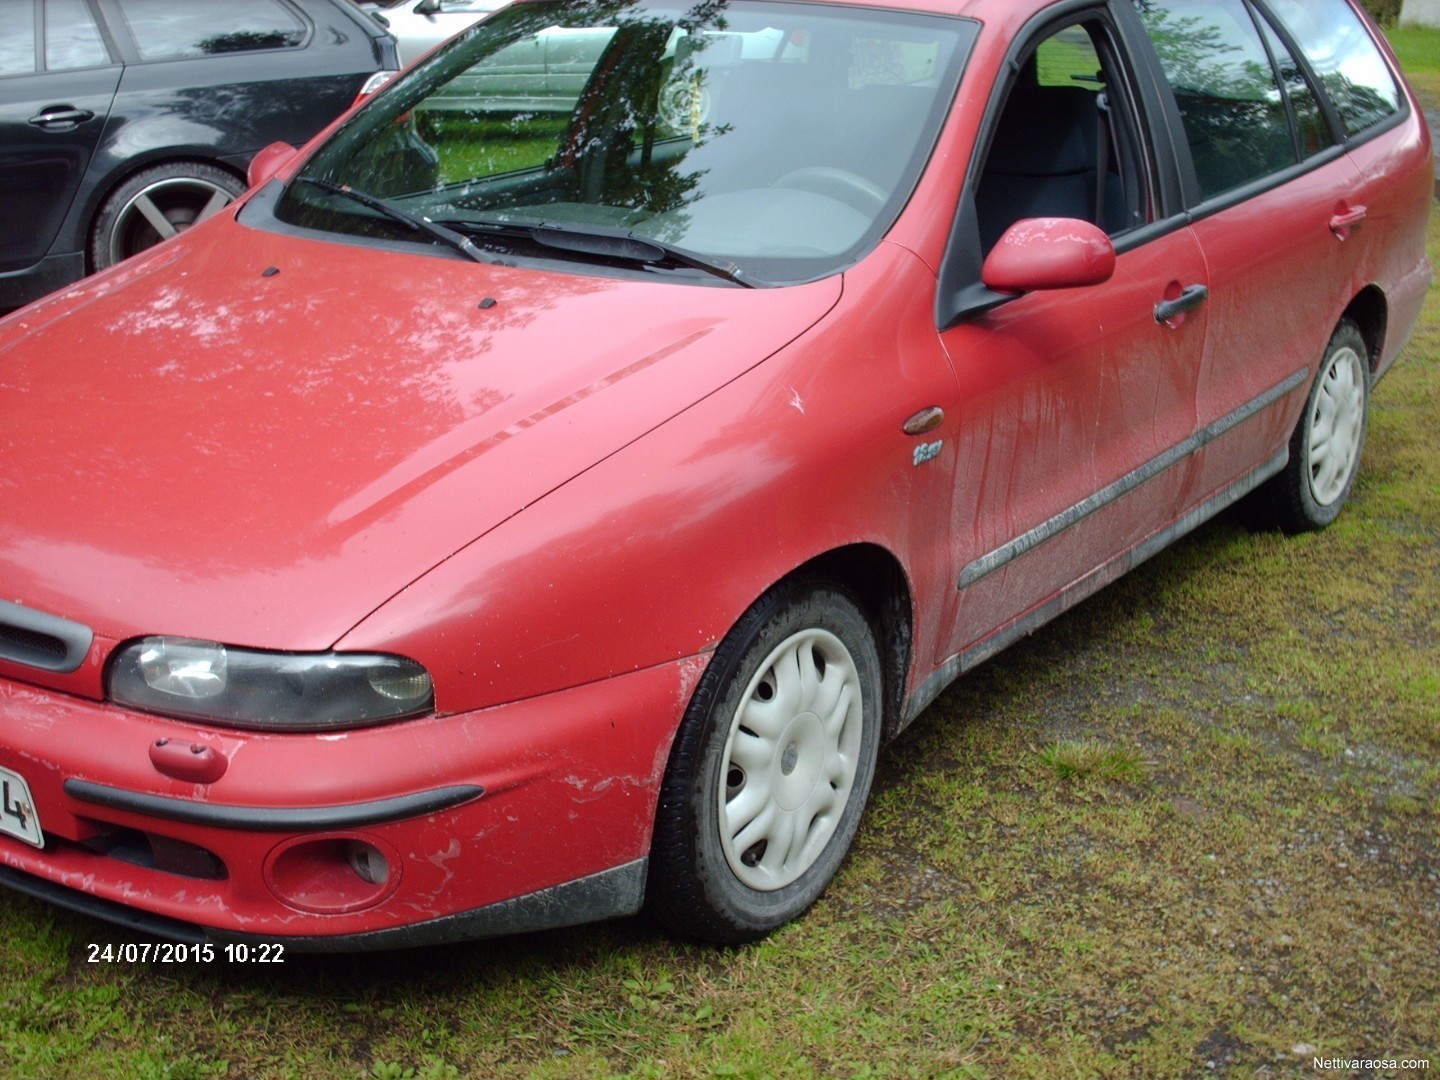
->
[91, 162, 246, 270]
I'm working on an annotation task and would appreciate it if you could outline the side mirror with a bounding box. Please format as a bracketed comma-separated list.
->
[247, 142, 298, 189]
[416, 0, 443, 14]
[981, 217, 1115, 296]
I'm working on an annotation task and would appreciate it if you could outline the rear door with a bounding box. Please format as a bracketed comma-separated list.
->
[1123, 0, 1374, 513]
[1268, 0, 1433, 377]
[0, 0, 120, 274]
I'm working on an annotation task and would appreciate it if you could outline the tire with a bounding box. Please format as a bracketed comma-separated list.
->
[1254, 318, 1371, 533]
[646, 581, 882, 944]
[89, 162, 246, 271]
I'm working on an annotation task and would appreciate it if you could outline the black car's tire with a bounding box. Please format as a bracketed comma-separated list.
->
[1253, 318, 1371, 533]
[646, 581, 882, 944]
[90, 162, 246, 271]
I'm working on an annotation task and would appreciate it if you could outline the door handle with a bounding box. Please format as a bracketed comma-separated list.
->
[1329, 203, 1367, 239]
[28, 107, 95, 129]
[1154, 284, 1208, 325]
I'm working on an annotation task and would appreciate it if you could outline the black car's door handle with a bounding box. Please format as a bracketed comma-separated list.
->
[1154, 284, 1209, 324]
[28, 107, 96, 129]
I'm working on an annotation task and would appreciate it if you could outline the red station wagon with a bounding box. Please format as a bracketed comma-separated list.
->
[0, 0, 1430, 948]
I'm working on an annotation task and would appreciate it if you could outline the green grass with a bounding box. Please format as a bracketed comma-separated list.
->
[1037, 739, 1145, 782]
[1389, 23, 1440, 72]
[0, 33, 1437, 1080]
[1387, 24, 1440, 98]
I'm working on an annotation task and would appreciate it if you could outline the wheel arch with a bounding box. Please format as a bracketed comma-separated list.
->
[1342, 285, 1388, 374]
[773, 543, 915, 743]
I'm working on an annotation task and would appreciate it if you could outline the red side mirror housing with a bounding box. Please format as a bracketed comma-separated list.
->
[982, 217, 1116, 295]
[247, 141, 299, 190]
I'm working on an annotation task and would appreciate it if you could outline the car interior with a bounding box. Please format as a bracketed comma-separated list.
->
[974, 25, 1144, 253]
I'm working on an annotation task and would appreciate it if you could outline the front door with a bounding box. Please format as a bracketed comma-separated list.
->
[935, 10, 1210, 666]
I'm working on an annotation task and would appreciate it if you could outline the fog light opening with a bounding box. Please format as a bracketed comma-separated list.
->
[264, 834, 401, 915]
[346, 840, 389, 885]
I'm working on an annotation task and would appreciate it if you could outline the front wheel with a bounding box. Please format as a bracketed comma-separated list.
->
[1254, 318, 1371, 533]
[646, 582, 882, 943]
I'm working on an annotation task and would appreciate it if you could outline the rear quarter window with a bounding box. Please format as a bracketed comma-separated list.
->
[1266, 0, 1400, 136]
[115, 0, 307, 61]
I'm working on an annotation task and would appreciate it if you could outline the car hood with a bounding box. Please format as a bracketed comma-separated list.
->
[0, 220, 840, 648]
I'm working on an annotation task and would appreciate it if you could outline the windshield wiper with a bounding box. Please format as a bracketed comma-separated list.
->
[439, 218, 755, 288]
[295, 178, 490, 265]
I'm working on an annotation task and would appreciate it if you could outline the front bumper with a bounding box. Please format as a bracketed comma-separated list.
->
[0, 654, 705, 948]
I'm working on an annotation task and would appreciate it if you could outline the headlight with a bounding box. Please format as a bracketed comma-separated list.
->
[107, 637, 434, 731]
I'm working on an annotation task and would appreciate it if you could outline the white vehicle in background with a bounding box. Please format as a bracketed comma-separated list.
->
[362, 0, 505, 65]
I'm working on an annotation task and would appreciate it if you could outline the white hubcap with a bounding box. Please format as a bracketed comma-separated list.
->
[719, 628, 864, 891]
[1308, 345, 1366, 507]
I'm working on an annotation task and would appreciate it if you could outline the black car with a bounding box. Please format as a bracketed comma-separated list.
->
[0, 0, 398, 309]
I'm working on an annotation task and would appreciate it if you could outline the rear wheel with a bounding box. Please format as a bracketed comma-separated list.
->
[647, 582, 882, 943]
[1254, 318, 1370, 533]
[90, 163, 245, 271]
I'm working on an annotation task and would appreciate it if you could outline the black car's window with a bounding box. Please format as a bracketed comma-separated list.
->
[975, 19, 1152, 253]
[1265, 0, 1399, 136]
[115, 0, 306, 61]
[1133, 0, 1296, 200]
[1, 2, 38, 76]
[272, 0, 975, 285]
[46, 0, 110, 70]
[1256, 9, 1333, 159]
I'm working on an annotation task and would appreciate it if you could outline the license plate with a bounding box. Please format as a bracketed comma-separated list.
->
[0, 766, 44, 849]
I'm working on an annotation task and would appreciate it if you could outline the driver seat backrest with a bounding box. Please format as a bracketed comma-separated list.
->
[975, 80, 1113, 252]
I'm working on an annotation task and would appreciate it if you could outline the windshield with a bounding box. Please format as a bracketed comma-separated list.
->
[269, 0, 973, 284]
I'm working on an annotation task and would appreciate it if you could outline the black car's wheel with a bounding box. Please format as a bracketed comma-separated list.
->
[90, 163, 246, 271]
[1256, 318, 1371, 533]
[647, 581, 882, 944]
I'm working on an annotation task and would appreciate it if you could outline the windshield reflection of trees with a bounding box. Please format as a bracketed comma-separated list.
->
[338, 0, 736, 219]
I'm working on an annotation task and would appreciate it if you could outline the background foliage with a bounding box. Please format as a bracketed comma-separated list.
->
[1366, 0, 1404, 26]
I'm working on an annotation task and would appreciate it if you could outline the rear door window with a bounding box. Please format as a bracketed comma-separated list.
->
[3, 0, 115, 75]
[45, 0, 111, 70]
[115, 0, 307, 60]
[1132, 0, 1296, 201]
[1, 3, 37, 76]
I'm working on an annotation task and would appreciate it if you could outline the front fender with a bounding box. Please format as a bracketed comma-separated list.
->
[340, 244, 962, 716]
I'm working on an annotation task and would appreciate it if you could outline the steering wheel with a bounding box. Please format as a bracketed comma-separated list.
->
[773, 167, 887, 214]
